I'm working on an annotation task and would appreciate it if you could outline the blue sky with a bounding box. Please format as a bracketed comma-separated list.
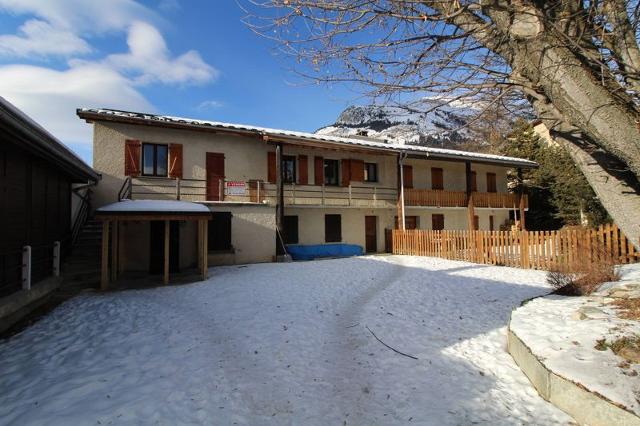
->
[0, 1, 358, 164]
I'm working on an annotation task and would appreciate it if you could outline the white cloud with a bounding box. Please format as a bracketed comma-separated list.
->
[158, 0, 180, 13]
[0, 19, 91, 57]
[106, 21, 217, 85]
[197, 99, 224, 109]
[0, 63, 153, 146]
[0, 0, 219, 159]
[0, 0, 156, 34]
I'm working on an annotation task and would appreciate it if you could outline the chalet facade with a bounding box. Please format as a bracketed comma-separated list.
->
[77, 108, 535, 281]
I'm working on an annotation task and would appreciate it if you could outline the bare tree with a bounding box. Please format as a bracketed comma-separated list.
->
[243, 0, 640, 248]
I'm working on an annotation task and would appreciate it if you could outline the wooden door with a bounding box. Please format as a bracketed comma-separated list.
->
[402, 165, 413, 188]
[365, 216, 377, 253]
[206, 153, 225, 201]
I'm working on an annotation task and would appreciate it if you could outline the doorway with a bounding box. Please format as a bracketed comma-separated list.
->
[365, 216, 377, 253]
[206, 152, 225, 201]
[149, 221, 180, 274]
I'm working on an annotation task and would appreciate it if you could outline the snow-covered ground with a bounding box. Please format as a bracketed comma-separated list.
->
[510, 264, 640, 416]
[0, 256, 571, 425]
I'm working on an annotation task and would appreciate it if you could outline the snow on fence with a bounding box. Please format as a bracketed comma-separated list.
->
[392, 224, 639, 271]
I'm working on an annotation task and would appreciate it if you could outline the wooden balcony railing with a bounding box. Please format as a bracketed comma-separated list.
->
[125, 177, 528, 209]
[404, 189, 527, 209]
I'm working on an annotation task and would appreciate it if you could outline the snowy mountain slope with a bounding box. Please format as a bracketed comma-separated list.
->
[316, 103, 472, 146]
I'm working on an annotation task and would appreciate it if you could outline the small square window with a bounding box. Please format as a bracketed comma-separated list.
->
[325, 214, 342, 242]
[364, 163, 378, 182]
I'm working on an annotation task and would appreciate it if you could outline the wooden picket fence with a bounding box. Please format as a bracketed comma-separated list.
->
[392, 224, 639, 271]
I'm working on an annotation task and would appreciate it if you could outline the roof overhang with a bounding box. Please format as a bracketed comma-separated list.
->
[1, 97, 99, 182]
[95, 200, 212, 221]
[77, 108, 538, 170]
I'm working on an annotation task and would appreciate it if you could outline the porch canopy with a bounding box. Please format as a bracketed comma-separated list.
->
[95, 200, 212, 290]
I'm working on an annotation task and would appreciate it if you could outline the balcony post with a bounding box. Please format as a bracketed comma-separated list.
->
[176, 178, 181, 201]
[465, 161, 475, 231]
[517, 168, 527, 231]
[275, 143, 285, 254]
[397, 153, 406, 230]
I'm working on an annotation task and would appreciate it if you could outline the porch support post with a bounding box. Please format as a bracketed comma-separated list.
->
[100, 220, 110, 291]
[397, 153, 406, 230]
[517, 168, 527, 231]
[197, 219, 203, 274]
[202, 219, 208, 280]
[110, 220, 118, 282]
[275, 143, 285, 254]
[163, 220, 170, 285]
[466, 161, 475, 231]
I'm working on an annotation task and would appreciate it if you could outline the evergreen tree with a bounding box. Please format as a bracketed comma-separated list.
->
[500, 120, 609, 230]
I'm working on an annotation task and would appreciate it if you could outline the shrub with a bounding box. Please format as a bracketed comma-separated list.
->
[546, 244, 620, 296]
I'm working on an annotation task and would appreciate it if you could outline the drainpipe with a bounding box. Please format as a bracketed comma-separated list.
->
[398, 152, 408, 231]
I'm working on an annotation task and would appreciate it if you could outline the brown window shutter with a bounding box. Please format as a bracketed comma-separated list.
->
[298, 155, 308, 185]
[268, 152, 276, 183]
[431, 167, 443, 190]
[168, 143, 183, 179]
[314, 156, 324, 185]
[124, 139, 141, 176]
[487, 172, 497, 193]
[341, 159, 351, 186]
[350, 159, 364, 182]
[403, 165, 413, 188]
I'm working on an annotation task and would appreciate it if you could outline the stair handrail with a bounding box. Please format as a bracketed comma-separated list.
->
[118, 176, 132, 201]
[71, 185, 93, 247]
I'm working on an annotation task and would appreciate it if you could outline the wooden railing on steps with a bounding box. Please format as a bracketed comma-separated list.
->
[392, 224, 638, 271]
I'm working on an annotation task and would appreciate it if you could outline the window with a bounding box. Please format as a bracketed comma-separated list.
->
[431, 167, 444, 190]
[364, 163, 378, 182]
[283, 215, 299, 244]
[324, 159, 340, 186]
[282, 156, 296, 184]
[487, 172, 497, 193]
[432, 214, 445, 231]
[142, 143, 168, 177]
[325, 214, 342, 242]
[473, 215, 479, 230]
[395, 216, 418, 230]
[489, 215, 495, 231]
[208, 212, 232, 251]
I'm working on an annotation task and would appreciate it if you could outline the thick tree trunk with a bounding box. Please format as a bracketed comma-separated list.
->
[513, 39, 640, 181]
[532, 99, 640, 249]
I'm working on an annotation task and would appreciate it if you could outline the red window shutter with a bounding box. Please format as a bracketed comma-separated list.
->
[268, 152, 276, 183]
[350, 159, 364, 182]
[124, 139, 141, 176]
[298, 155, 308, 185]
[403, 165, 413, 188]
[314, 156, 324, 185]
[341, 159, 351, 186]
[168, 143, 183, 179]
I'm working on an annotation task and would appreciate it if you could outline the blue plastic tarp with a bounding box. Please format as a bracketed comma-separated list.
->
[286, 243, 364, 261]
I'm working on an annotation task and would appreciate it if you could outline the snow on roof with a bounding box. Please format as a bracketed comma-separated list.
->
[96, 200, 210, 214]
[77, 108, 538, 169]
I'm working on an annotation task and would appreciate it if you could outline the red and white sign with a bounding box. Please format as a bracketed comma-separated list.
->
[226, 181, 246, 195]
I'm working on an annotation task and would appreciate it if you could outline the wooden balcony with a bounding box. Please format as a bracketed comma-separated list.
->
[404, 189, 527, 209]
[123, 177, 527, 209]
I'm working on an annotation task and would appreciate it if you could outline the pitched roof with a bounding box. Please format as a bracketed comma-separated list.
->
[77, 107, 538, 169]
[1, 97, 98, 182]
